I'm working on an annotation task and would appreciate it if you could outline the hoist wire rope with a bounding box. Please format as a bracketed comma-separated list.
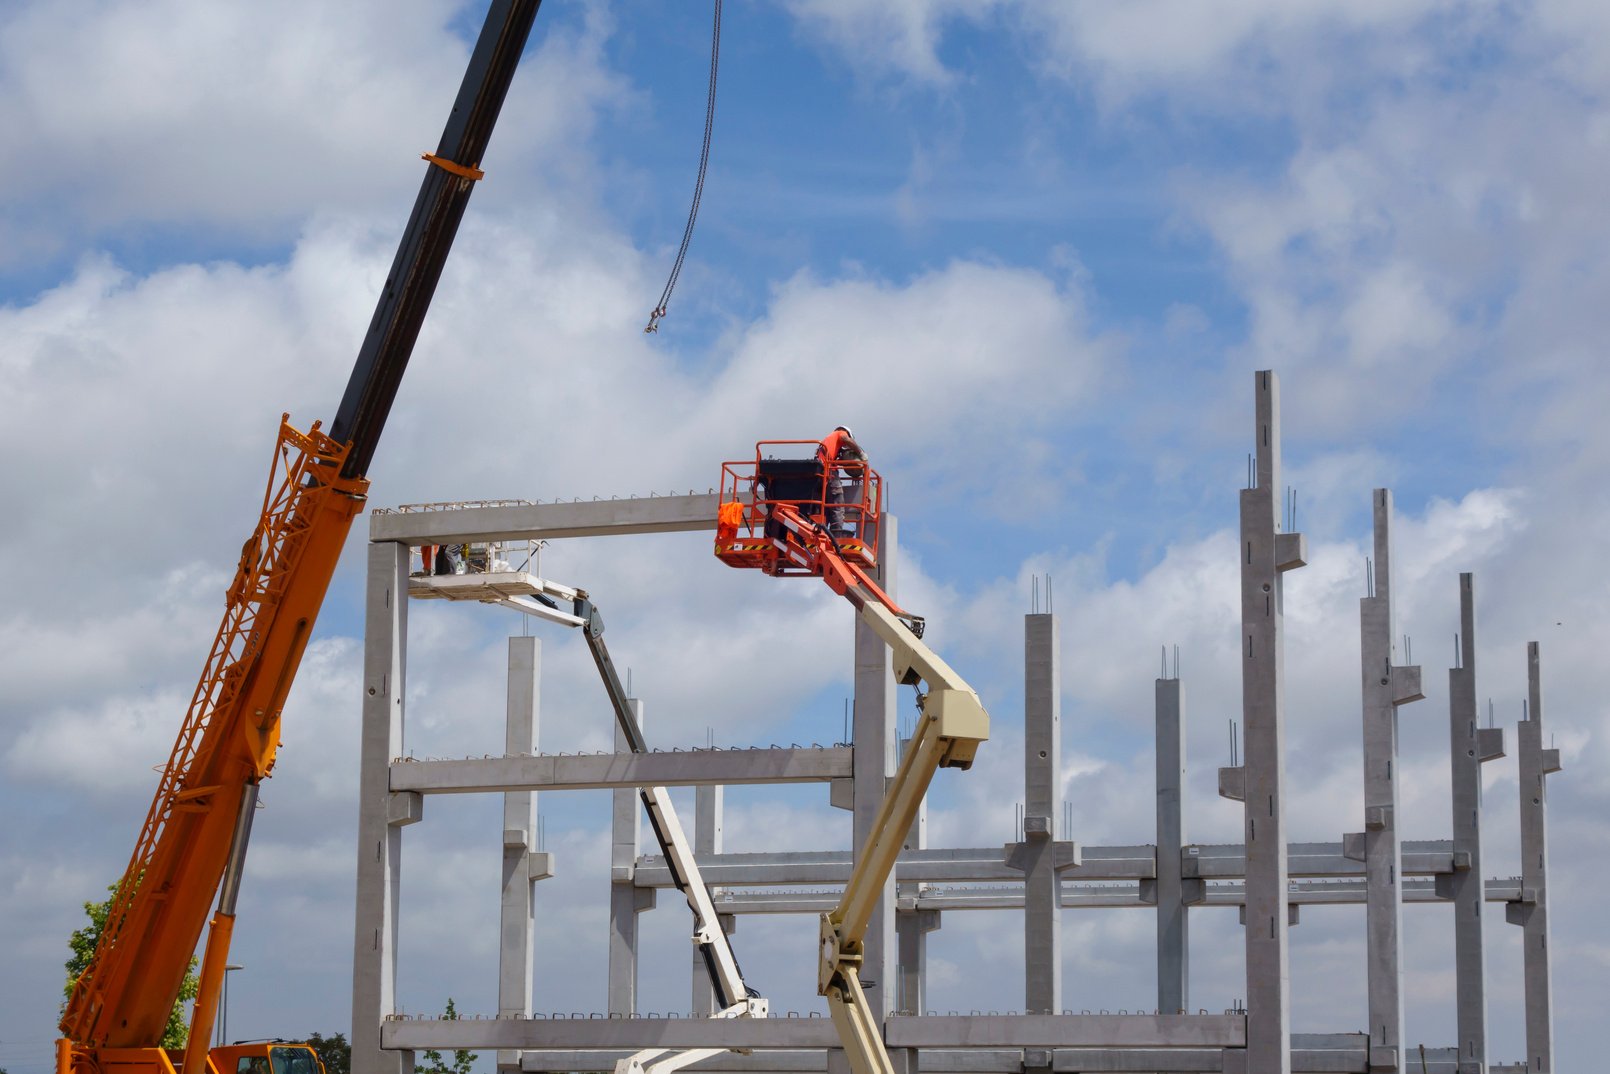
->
[645, 0, 721, 333]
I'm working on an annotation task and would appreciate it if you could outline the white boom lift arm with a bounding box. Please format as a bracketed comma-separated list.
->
[500, 580, 767, 1074]
[818, 600, 989, 1074]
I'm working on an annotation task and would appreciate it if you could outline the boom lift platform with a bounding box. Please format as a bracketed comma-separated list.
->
[401, 532, 766, 1074]
[715, 442, 990, 1074]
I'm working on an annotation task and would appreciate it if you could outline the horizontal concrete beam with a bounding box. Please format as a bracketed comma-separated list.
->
[384, 1015, 1245, 1052]
[635, 844, 1147, 888]
[369, 494, 720, 544]
[706, 876, 1526, 915]
[515, 1044, 1378, 1073]
[884, 1014, 1244, 1048]
[385, 1017, 838, 1051]
[390, 747, 851, 795]
[1184, 840, 1455, 878]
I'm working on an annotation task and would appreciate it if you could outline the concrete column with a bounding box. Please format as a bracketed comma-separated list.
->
[1444, 574, 1504, 1073]
[896, 721, 931, 1017]
[351, 541, 413, 1074]
[1023, 613, 1062, 1015]
[691, 784, 732, 1015]
[1155, 675, 1187, 1014]
[609, 698, 655, 1014]
[853, 515, 899, 1022]
[1506, 643, 1561, 1073]
[895, 907, 939, 1015]
[1357, 491, 1424, 1073]
[498, 637, 541, 1073]
[1239, 370, 1305, 1074]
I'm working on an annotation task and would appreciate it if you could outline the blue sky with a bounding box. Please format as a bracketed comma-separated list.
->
[3, 1, 1607, 1071]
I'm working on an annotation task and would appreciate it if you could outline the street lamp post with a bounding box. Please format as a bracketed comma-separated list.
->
[216, 964, 244, 1046]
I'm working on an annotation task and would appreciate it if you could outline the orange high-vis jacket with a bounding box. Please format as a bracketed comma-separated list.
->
[817, 429, 854, 465]
[717, 500, 745, 542]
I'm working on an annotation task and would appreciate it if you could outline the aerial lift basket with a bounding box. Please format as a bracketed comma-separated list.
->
[715, 440, 882, 575]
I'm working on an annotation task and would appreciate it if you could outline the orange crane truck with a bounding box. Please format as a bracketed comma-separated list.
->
[55, 6, 546, 1074]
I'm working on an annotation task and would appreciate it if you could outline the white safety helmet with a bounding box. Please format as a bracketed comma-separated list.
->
[835, 425, 854, 439]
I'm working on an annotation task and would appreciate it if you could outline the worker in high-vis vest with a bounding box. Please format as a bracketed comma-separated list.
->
[816, 425, 864, 537]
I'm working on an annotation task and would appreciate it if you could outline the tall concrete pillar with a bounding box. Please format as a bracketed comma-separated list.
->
[1239, 370, 1306, 1074]
[1356, 491, 1423, 1072]
[1506, 643, 1561, 1072]
[1442, 574, 1504, 1073]
[1023, 612, 1062, 1015]
[498, 637, 544, 1073]
[895, 906, 939, 1015]
[351, 541, 413, 1074]
[1155, 675, 1187, 1014]
[895, 730, 932, 1017]
[691, 785, 734, 1015]
[609, 698, 655, 1014]
[853, 515, 899, 1022]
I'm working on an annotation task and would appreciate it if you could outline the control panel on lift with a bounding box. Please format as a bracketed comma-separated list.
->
[716, 440, 883, 576]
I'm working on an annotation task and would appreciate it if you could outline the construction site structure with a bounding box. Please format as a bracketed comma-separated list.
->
[352, 373, 1561, 1074]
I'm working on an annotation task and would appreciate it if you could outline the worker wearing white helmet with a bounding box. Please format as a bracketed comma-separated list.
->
[817, 425, 865, 537]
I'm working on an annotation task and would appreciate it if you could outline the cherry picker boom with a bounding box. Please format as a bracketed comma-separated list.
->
[56, 6, 545, 1074]
[716, 443, 990, 1074]
[417, 563, 767, 1074]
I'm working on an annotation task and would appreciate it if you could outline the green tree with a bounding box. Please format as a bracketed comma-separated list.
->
[416, 999, 476, 1074]
[304, 1032, 351, 1074]
[65, 881, 200, 1048]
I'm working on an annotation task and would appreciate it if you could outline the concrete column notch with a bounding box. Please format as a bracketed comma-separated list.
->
[1155, 672, 1188, 1014]
[350, 541, 412, 1074]
[1239, 370, 1304, 1074]
[1353, 490, 1424, 1073]
[1441, 573, 1503, 1073]
[1506, 642, 1560, 1073]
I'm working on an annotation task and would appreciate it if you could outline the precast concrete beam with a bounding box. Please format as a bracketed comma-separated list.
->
[383, 1015, 1246, 1052]
[369, 493, 721, 544]
[390, 747, 851, 794]
[1183, 842, 1455, 879]
[633, 843, 1103, 887]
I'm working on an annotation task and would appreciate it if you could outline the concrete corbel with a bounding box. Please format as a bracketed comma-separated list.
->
[1003, 840, 1081, 872]
[830, 777, 854, 811]
[1390, 663, 1425, 705]
[528, 850, 555, 882]
[1274, 531, 1307, 572]
[1343, 832, 1366, 862]
[1476, 726, 1506, 762]
[1542, 747, 1563, 775]
[1217, 765, 1246, 802]
[388, 791, 424, 827]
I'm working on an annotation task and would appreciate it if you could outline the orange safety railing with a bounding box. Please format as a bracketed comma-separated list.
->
[716, 440, 882, 575]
